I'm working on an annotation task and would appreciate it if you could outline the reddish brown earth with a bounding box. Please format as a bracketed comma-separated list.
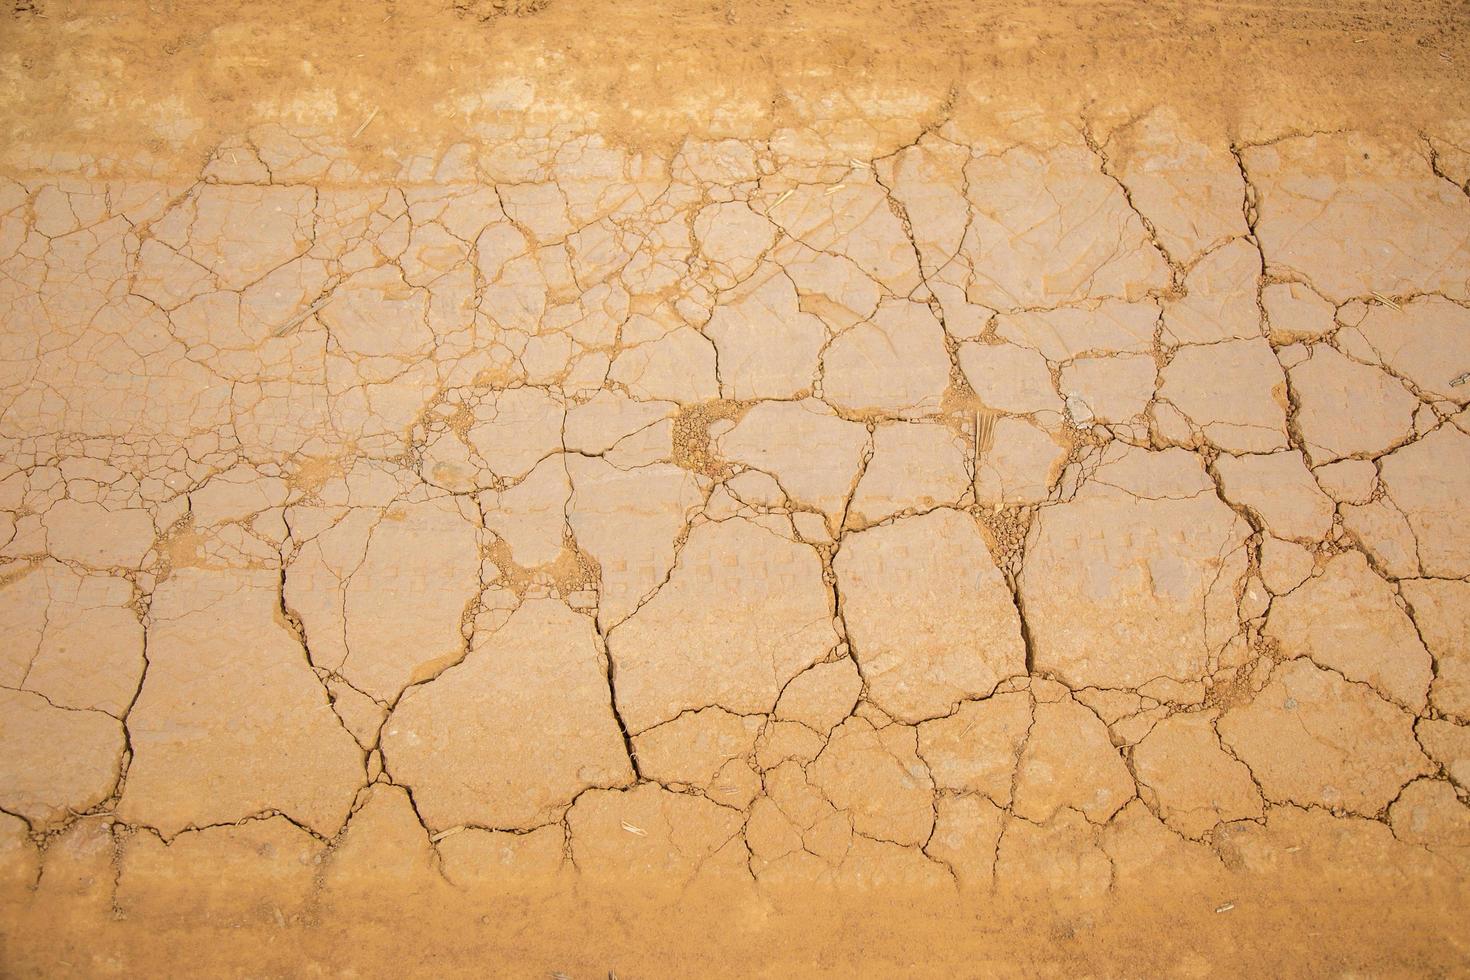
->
[1, 1, 1468, 975]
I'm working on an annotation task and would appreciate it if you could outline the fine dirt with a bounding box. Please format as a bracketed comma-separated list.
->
[1, 0, 1469, 976]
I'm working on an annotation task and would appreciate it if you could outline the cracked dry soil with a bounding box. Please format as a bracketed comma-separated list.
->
[2, 0, 1470, 975]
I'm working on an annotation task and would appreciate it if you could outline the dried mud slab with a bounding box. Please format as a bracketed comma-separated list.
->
[1, 0, 1468, 975]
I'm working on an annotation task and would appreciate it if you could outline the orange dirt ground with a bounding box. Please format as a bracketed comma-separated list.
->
[1, 0, 1469, 975]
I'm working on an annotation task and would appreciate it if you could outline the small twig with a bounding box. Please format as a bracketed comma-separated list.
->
[351, 105, 381, 140]
[273, 293, 333, 336]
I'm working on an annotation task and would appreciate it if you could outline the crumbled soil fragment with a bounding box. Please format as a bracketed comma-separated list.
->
[672, 400, 750, 479]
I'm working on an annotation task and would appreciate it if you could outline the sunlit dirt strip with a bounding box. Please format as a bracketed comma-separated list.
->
[0, 105, 1468, 974]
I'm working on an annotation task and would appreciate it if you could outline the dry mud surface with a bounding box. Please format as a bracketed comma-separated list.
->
[2, 0, 1470, 976]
